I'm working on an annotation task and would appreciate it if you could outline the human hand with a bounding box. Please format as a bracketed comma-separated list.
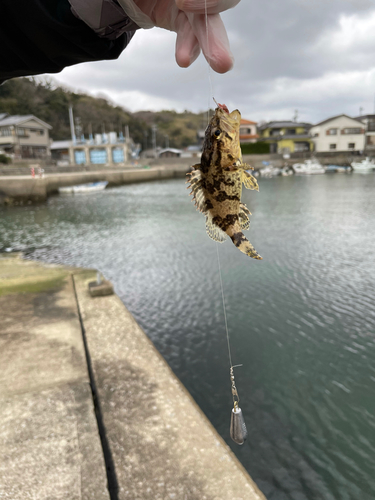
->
[117, 0, 241, 73]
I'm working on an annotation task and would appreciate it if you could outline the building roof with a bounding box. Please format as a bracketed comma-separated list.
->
[51, 140, 72, 150]
[158, 148, 182, 155]
[258, 121, 312, 130]
[0, 113, 8, 121]
[312, 114, 363, 127]
[261, 134, 312, 141]
[240, 119, 257, 125]
[354, 114, 375, 121]
[239, 134, 259, 139]
[0, 114, 52, 129]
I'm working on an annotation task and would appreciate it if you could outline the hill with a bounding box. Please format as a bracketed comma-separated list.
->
[0, 78, 206, 149]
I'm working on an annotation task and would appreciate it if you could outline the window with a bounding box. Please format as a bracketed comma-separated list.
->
[348, 143, 355, 149]
[294, 142, 310, 152]
[16, 128, 27, 136]
[288, 129, 296, 135]
[327, 128, 338, 135]
[28, 128, 44, 135]
[329, 144, 336, 150]
[367, 121, 375, 132]
[270, 129, 281, 136]
[313, 133, 319, 137]
[0, 127, 12, 137]
[342, 128, 362, 134]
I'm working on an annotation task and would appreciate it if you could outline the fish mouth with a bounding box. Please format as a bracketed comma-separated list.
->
[216, 106, 241, 134]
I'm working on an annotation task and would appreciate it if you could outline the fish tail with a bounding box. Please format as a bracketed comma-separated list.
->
[228, 224, 262, 260]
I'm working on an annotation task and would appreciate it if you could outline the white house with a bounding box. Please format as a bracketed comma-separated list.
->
[0, 114, 52, 159]
[310, 114, 365, 153]
[239, 119, 258, 143]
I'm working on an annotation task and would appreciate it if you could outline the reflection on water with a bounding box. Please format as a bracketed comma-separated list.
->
[1, 174, 375, 500]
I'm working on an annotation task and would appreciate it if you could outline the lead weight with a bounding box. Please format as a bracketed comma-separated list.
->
[230, 406, 248, 445]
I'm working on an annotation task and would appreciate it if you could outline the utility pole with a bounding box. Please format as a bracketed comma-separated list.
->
[293, 109, 298, 122]
[152, 124, 157, 155]
[359, 106, 364, 117]
[69, 105, 76, 144]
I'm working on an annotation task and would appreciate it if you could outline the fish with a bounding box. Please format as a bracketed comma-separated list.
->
[187, 103, 262, 259]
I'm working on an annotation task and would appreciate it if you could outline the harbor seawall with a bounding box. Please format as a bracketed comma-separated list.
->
[0, 165, 189, 205]
[0, 254, 266, 500]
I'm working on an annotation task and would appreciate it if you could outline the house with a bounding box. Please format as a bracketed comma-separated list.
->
[0, 114, 52, 159]
[310, 115, 365, 153]
[158, 148, 182, 158]
[51, 132, 130, 166]
[258, 121, 313, 154]
[354, 114, 375, 152]
[239, 119, 258, 143]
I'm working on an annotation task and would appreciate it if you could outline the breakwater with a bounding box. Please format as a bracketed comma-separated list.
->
[0, 254, 265, 500]
[0, 165, 188, 205]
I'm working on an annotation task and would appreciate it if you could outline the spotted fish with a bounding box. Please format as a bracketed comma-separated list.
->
[187, 103, 262, 259]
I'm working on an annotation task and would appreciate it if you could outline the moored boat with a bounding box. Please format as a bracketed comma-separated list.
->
[325, 165, 351, 173]
[351, 157, 375, 173]
[58, 181, 108, 194]
[293, 159, 325, 175]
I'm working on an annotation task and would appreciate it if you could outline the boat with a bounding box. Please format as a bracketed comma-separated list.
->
[325, 165, 351, 173]
[281, 166, 294, 176]
[292, 159, 325, 175]
[259, 165, 281, 177]
[58, 181, 108, 194]
[351, 157, 375, 173]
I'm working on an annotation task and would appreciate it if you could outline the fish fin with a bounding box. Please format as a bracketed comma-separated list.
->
[242, 169, 259, 191]
[186, 169, 206, 213]
[206, 217, 227, 243]
[239, 202, 251, 230]
[230, 230, 262, 260]
[242, 162, 254, 170]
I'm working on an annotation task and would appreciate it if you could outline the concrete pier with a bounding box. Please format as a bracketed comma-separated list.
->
[0, 255, 266, 500]
[0, 165, 189, 205]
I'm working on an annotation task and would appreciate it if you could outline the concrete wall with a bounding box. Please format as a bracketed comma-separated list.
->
[0, 166, 189, 205]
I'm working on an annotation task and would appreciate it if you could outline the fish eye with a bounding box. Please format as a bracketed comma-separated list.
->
[214, 129, 221, 137]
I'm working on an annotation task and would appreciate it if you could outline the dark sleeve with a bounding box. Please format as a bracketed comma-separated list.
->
[0, 0, 135, 84]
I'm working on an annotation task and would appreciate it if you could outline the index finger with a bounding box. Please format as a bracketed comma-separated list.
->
[186, 12, 234, 73]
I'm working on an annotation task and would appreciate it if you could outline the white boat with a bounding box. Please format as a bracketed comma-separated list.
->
[281, 167, 294, 176]
[58, 181, 108, 194]
[259, 165, 281, 177]
[293, 159, 325, 175]
[351, 157, 375, 173]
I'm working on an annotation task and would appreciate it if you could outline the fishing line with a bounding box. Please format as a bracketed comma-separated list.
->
[204, 0, 214, 123]
[203, 0, 248, 445]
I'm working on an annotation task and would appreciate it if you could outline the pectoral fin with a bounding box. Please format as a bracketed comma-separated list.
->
[187, 169, 206, 213]
[242, 170, 259, 191]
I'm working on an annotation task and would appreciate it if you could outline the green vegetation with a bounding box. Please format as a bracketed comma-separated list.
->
[0, 154, 11, 164]
[241, 142, 270, 154]
[0, 78, 208, 149]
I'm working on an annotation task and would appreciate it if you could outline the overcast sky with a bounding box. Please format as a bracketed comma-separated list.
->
[44, 0, 375, 124]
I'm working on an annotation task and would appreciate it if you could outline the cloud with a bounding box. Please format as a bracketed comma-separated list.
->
[43, 0, 375, 123]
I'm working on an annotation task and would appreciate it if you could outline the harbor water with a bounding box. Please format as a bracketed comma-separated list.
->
[1, 173, 374, 500]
